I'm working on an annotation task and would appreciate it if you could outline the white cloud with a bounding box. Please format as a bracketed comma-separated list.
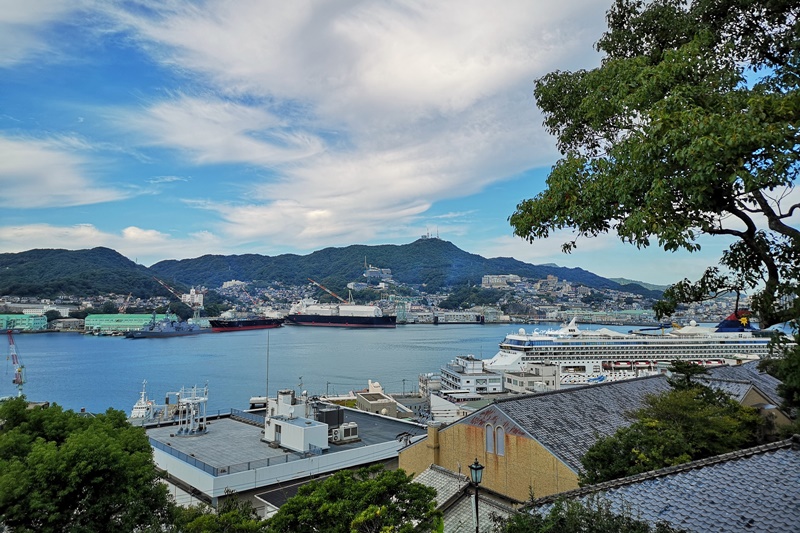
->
[94, 0, 608, 246]
[118, 95, 325, 166]
[0, 223, 224, 266]
[0, 135, 127, 208]
[0, 1, 85, 67]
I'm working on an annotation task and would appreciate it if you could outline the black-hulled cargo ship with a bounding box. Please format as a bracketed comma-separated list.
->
[208, 317, 284, 332]
[285, 299, 396, 328]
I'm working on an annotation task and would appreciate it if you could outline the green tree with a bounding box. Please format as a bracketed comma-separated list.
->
[43, 309, 62, 322]
[580, 385, 763, 485]
[266, 465, 440, 533]
[759, 325, 800, 416]
[69, 309, 89, 320]
[0, 397, 173, 532]
[100, 300, 120, 314]
[173, 494, 268, 533]
[665, 360, 709, 390]
[496, 496, 686, 532]
[509, 0, 799, 328]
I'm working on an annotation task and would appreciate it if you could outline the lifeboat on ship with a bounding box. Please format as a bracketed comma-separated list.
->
[634, 361, 651, 368]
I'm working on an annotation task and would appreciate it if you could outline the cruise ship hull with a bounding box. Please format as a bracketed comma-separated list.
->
[209, 318, 284, 332]
[482, 312, 781, 388]
[285, 314, 397, 328]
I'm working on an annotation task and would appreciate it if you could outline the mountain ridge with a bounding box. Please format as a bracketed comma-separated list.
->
[0, 239, 663, 299]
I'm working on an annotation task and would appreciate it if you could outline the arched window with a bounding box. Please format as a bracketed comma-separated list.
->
[485, 424, 494, 453]
[495, 426, 505, 456]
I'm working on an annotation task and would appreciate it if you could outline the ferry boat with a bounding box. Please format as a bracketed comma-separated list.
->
[483, 312, 780, 387]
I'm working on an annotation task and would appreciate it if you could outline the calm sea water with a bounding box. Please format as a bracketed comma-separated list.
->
[4, 323, 570, 414]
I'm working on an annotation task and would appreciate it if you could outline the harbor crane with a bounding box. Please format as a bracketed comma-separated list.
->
[307, 278, 351, 304]
[7, 330, 25, 397]
[153, 277, 203, 321]
[118, 292, 133, 313]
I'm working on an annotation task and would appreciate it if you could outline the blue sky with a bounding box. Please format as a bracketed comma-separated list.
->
[0, 1, 745, 285]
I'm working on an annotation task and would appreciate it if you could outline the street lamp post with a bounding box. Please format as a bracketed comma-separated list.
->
[469, 458, 484, 533]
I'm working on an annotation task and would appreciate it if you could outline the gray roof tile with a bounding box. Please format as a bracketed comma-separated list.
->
[443, 491, 514, 533]
[529, 436, 800, 533]
[491, 375, 672, 472]
[415, 464, 516, 532]
[414, 464, 469, 508]
[707, 361, 783, 406]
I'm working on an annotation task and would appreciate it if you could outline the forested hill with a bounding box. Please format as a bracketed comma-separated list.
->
[149, 238, 660, 298]
[0, 240, 662, 299]
[0, 247, 164, 298]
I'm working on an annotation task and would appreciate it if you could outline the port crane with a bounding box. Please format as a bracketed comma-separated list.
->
[307, 278, 351, 304]
[7, 330, 25, 397]
[153, 277, 203, 321]
[118, 292, 133, 313]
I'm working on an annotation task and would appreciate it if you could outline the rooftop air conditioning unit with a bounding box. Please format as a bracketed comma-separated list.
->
[331, 429, 341, 442]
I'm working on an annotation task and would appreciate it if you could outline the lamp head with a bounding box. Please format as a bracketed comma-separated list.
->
[469, 458, 484, 485]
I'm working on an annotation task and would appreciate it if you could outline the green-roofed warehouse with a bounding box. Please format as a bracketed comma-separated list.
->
[0, 314, 48, 331]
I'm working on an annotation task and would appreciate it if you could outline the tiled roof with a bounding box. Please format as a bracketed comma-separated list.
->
[414, 464, 469, 508]
[529, 435, 800, 533]
[695, 377, 756, 403]
[491, 376, 673, 472]
[414, 464, 515, 533]
[706, 361, 783, 406]
[442, 491, 514, 533]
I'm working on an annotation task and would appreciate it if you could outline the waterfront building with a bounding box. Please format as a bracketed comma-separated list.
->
[51, 318, 83, 331]
[22, 305, 75, 317]
[146, 388, 427, 516]
[503, 368, 559, 394]
[84, 313, 167, 333]
[181, 287, 204, 308]
[355, 380, 414, 419]
[418, 372, 442, 398]
[0, 314, 47, 331]
[440, 355, 503, 394]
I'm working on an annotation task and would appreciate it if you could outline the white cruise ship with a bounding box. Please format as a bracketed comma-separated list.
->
[483, 312, 778, 387]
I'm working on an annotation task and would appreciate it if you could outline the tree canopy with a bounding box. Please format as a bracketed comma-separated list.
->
[0, 398, 173, 532]
[265, 465, 440, 533]
[497, 496, 686, 533]
[579, 381, 763, 485]
[510, 0, 799, 327]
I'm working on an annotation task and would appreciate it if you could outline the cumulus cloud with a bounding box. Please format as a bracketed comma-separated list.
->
[95, 0, 608, 245]
[0, 223, 224, 266]
[0, 135, 127, 208]
[3, 1, 633, 269]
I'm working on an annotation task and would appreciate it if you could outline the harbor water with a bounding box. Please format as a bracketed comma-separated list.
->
[4, 323, 565, 414]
